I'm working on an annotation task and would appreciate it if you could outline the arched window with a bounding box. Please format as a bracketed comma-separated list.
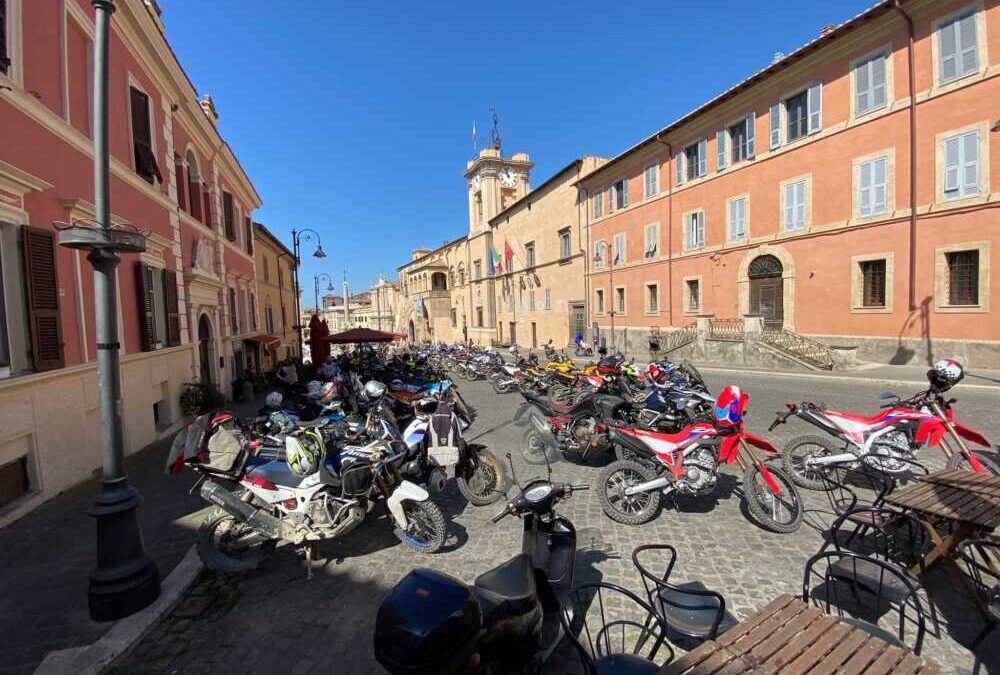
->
[458, 264, 466, 286]
[431, 272, 447, 291]
[449, 266, 455, 288]
[185, 149, 203, 221]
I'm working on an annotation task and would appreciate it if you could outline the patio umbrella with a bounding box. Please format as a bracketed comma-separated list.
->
[325, 327, 398, 344]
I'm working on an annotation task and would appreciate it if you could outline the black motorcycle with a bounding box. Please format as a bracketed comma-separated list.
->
[514, 389, 630, 465]
[374, 457, 588, 675]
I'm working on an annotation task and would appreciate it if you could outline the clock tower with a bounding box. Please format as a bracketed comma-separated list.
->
[465, 141, 533, 235]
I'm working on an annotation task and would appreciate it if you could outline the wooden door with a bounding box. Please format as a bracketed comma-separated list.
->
[750, 276, 783, 330]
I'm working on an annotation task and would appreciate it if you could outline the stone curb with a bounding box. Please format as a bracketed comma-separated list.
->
[32, 545, 203, 675]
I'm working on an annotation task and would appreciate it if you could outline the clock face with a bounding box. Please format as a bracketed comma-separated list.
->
[499, 167, 517, 188]
[472, 174, 481, 191]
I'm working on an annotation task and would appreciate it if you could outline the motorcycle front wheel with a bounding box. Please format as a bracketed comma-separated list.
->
[742, 464, 803, 533]
[197, 507, 276, 573]
[598, 460, 662, 525]
[457, 448, 506, 506]
[396, 500, 447, 553]
[946, 452, 1000, 475]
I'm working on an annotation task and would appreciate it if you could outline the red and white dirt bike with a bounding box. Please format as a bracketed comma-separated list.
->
[773, 361, 996, 490]
[598, 385, 804, 533]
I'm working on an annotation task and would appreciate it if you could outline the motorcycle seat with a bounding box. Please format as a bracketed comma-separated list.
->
[474, 553, 538, 620]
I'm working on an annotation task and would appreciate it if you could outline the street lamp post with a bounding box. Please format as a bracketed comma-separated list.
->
[56, 0, 160, 621]
[290, 228, 325, 357]
[314, 273, 333, 314]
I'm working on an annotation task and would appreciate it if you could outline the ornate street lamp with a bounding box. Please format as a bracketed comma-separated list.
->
[290, 228, 325, 356]
[56, 0, 160, 621]
[314, 273, 334, 313]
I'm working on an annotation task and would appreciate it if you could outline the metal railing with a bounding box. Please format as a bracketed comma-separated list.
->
[761, 329, 834, 370]
[660, 323, 698, 353]
[708, 318, 745, 341]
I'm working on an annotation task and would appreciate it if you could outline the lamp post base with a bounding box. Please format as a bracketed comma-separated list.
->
[87, 477, 160, 622]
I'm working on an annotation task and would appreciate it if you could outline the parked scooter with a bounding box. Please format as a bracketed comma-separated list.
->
[374, 455, 588, 675]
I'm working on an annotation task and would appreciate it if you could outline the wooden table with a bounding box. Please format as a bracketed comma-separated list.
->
[659, 594, 939, 674]
[883, 469, 1000, 571]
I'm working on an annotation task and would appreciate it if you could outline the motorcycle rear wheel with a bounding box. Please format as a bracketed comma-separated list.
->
[742, 465, 803, 533]
[519, 427, 558, 465]
[458, 448, 506, 506]
[946, 452, 1000, 475]
[197, 507, 276, 573]
[396, 500, 447, 553]
[598, 460, 662, 525]
[781, 435, 841, 491]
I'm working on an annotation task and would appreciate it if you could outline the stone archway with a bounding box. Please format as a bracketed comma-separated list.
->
[198, 313, 215, 385]
[737, 244, 796, 330]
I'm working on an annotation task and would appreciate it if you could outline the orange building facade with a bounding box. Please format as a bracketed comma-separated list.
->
[581, 0, 1000, 366]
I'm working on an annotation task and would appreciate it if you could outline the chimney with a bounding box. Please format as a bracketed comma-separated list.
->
[820, 23, 836, 37]
[199, 94, 218, 124]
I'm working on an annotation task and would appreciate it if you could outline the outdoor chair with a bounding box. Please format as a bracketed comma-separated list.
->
[820, 457, 929, 541]
[559, 581, 672, 675]
[955, 538, 1000, 649]
[631, 544, 734, 642]
[803, 549, 927, 654]
[827, 505, 929, 582]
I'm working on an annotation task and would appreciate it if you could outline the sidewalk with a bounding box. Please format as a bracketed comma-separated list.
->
[0, 396, 263, 675]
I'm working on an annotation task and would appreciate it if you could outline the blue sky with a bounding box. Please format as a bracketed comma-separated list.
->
[164, 0, 876, 305]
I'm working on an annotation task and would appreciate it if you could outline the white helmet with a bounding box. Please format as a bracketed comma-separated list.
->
[285, 432, 321, 476]
[364, 380, 387, 400]
[265, 391, 284, 408]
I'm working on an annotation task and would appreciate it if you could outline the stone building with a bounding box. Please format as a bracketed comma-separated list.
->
[252, 223, 298, 369]
[581, 0, 1000, 366]
[0, 0, 260, 522]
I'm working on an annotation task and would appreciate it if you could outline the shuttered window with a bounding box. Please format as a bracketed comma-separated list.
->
[728, 197, 747, 242]
[137, 263, 180, 351]
[222, 192, 235, 241]
[228, 287, 238, 333]
[613, 233, 625, 266]
[783, 181, 807, 231]
[727, 114, 755, 164]
[943, 130, 980, 200]
[769, 103, 782, 149]
[245, 217, 254, 254]
[644, 223, 658, 259]
[860, 259, 887, 308]
[174, 156, 186, 211]
[684, 212, 705, 250]
[129, 87, 161, 184]
[644, 163, 658, 198]
[946, 250, 979, 306]
[684, 141, 706, 181]
[858, 156, 888, 217]
[855, 52, 887, 115]
[0, 1, 9, 75]
[202, 186, 213, 227]
[594, 241, 606, 270]
[615, 287, 626, 315]
[559, 229, 571, 259]
[675, 151, 685, 186]
[686, 279, 700, 312]
[646, 284, 658, 313]
[716, 129, 727, 171]
[188, 172, 202, 221]
[938, 11, 979, 84]
[611, 178, 628, 210]
[593, 191, 603, 218]
[786, 92, 808, 142]
[22, 227, 64, 371]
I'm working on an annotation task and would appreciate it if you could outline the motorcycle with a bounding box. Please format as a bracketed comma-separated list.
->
[374, 455, 589, 675]
[514, 388, 630, 465]
[774, 385, 997, 490]
[168, 411, 448, 574]
[398, 396, 506, 506]
[598, 385, 803, 533]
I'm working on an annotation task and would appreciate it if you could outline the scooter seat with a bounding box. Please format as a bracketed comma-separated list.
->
[474, 554, 538, 619]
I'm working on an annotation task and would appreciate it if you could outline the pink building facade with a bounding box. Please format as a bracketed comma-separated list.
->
[0, 0, 261, 522]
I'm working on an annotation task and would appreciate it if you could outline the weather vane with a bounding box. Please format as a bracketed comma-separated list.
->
[489, 108, 501, 152]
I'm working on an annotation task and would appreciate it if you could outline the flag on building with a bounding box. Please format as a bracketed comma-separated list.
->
[487, 247, 496, 276]
[504, 240, 514, 270]
[490, 246, 502, 274]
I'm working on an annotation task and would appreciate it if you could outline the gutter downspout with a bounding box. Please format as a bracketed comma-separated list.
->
[656, 134, 674, 325]
[894, 0, 918, 311]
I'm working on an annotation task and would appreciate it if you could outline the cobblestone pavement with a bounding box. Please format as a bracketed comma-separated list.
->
[23, 372, 1000, 674]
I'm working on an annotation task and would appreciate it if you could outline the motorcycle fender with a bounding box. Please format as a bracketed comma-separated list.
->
[757, 459, 782, 494]
[742, 431, 779, 455]
[954, 422, 991, 448]
[719, 436, 740, 464]
[915, 419, 945, 447]
[386, 480, 429, 530]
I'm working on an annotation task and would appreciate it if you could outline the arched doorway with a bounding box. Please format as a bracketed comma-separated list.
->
[431, 272, 447, 291]
[198, 314, 214, 385]
[408, 320, 415, 342]
[748, 255, 784, 330]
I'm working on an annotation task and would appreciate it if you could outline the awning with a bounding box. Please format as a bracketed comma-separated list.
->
[325, 327, 398, 344]
[247, 334, 281, 349]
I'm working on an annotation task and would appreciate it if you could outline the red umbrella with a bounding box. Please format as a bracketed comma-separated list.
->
[325, 327, 398, 344]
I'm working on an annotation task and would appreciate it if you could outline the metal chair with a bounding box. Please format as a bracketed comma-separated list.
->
[955, 538, 1000, 649]
[828, 504, 929, 577]
[820, 457, 929, 536]
[803, 550, 927, 654]
[559, 581, 673, 675]
[632, 544, 733, 642]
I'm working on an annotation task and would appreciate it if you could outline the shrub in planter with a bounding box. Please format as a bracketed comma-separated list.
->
[179, 381, 226, 418]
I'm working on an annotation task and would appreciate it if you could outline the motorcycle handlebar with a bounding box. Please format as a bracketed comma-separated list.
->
[490, 505, 511, 524]
[569, 484, 590, 492]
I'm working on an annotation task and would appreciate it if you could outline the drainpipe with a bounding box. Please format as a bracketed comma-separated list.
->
[894, 0, 918, 311]
[655, 134, 673, 325]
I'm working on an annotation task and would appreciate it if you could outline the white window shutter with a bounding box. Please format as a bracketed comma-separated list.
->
[959, 13, 979, 76]
[855, 61, 870, 114]
[940, 20, 958, 82]
[716, 130, 727, 170]
[623, 178, 629, 207]
[943, 136, 961, 193]
[745, 113, 756, 158]
[698, 213, 705, 247]
[675, 152, 684, 186]
[871, 55, 886, 109]
[769, 103, 781, 149]
[873, 158, 887, 213]
[859, 162, 872, 216]
[796, 182, 806, 226]
[962, 131, 980, 196]
[807, 83, 823, 133]
[697, 139, 707, 176]
[607, 187, 614, 213]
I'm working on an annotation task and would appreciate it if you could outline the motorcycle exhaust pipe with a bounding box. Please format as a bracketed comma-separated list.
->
[624, 476, 670, 496]
[803, 452, 858, 467]
[200, 480, 288, 541]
